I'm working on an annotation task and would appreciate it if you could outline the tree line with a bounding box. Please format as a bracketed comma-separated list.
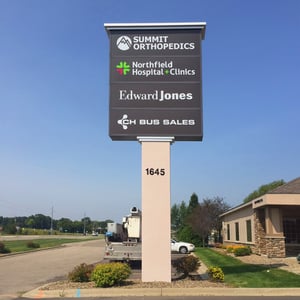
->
[171, 193, 230, 246]
[1, 180, 282, 237]
[0, 214, 113, 235]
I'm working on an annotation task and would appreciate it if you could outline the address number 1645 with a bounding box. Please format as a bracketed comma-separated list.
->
[145, 168, 166, 176]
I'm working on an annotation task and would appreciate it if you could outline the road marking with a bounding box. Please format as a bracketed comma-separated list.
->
[34, 290, 44, 298]
[76, 288, 81, 297]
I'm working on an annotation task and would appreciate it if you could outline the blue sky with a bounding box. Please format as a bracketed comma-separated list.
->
[0, 0, 299, 222]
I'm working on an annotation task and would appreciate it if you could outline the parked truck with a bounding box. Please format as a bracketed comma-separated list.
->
[104, 207, 195, 261]
[104, 207, 142, 261]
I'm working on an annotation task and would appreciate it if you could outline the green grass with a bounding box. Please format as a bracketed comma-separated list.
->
[196, 247, 300, 288]
[1, 238, 95, 253]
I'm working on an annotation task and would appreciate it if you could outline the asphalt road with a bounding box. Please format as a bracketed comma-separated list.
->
[0, 238, 105, 299]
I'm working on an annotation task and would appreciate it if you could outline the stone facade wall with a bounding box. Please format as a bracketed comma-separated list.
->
[253, 208, 286, 257]
[264, 236, 286, 257]
[253, 209, 266, 255]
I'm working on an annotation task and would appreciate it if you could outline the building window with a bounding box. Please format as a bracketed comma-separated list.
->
[283, 217, 300, 243]
[235, 222, 239, 241]
[227, 224, 230, 240]
[246, 219, 252, 242]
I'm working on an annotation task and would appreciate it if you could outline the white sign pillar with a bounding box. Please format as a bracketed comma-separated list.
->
[138, 136, 174, 282]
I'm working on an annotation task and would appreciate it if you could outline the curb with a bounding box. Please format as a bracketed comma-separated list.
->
[22, 287, 300, 298]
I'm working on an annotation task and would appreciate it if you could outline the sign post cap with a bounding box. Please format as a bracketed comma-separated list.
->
[104, 22, 206, 39]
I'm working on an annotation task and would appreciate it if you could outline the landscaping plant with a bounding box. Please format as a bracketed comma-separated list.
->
[207, 266, 225, 281]
[68, 263, 94, 282]
[0, 242, 11, 254]
[172, 255, 200, 277]
[26, 241, 40, 249]
[233, 246, 251, 256]
[91, 262, 131, 287]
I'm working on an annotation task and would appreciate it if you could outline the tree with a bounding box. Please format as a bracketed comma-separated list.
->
[171, 201, 188, 231]
[187, 193, 199, 214]
[178, 201, 188, 224]
[176, 225, 201, 246]
[25, 214, 51, 229]
[188, 204, 210, 247]
[188, 197, 230, 246]
[15, 216, 27, 228]
[73, 220, 83, 233]
[3, 219, 17, 234]
[25, 218, 35, 228]
[243, 180, 285, 203]
[171, 204, 180, 231]
[202, 197, 230, 242]
[82, 217, 92, 233]
[57, 218, 74, 233]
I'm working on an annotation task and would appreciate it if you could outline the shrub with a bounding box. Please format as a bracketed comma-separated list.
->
[91, 262, 131, 287]
[234, 246, 251, 256]
[68, 263, 94, 282]
[176, 226, 202, 247]
[26, 241, 40, 249]
[0, 242, 11, 254]
[225, 244, 251, 256]
[172, 255, 200, 277]
[207, 266, 224, 282]
[225, 245, 235, 253]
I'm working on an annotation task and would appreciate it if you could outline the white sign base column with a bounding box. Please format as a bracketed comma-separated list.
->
[138, 136, 174, 282]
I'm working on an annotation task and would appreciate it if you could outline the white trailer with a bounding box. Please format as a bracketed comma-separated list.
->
[104, 207, 142, 261]
[104, 207, 195, 261]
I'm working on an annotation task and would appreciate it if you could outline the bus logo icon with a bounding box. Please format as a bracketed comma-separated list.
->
[117, 114, 136, 130]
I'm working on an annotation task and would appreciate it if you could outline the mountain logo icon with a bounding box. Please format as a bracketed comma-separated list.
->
[116, 36, 132, 51]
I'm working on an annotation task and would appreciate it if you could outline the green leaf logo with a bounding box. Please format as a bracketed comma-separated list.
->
[116, 61, 131, 75]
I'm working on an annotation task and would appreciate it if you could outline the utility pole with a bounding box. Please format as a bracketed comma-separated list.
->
[50, 206, 53, 235]
[83, 212, 86, 235]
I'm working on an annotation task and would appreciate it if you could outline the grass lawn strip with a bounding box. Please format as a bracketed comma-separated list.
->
[196, 247, 300, 288]
[1, 238, 94, 253]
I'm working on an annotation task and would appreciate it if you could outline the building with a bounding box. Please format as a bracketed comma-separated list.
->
[220, 177, 300, 257]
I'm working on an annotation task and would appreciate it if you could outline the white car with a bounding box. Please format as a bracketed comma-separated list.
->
[171, 239, 195, 254]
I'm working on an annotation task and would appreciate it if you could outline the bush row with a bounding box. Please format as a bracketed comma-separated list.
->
[68, 256, 205, 287]
[225, 245, 252, 256]
[0, 241, 41, 254]
[26, 241, 40, 249]
[215, 243, 252, 256]
[0, 242, 11, 254]
[68, 262, 131, 287]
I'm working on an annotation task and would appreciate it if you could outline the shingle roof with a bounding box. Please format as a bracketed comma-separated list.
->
[268, 177, 300, 194]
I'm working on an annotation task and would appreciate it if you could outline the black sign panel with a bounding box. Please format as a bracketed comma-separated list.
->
[109, 30, 201, 56]
[110, 83, 201, 108]
[110, 57, 201, 82]
[105, 23, 206, 141]
[110, 109, 203, 141]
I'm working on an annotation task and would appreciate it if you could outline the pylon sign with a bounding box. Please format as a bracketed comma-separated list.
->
[105, 23, 206, 141]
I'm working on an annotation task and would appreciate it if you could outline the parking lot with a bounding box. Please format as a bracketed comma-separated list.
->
[0, 238, 105, 299]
